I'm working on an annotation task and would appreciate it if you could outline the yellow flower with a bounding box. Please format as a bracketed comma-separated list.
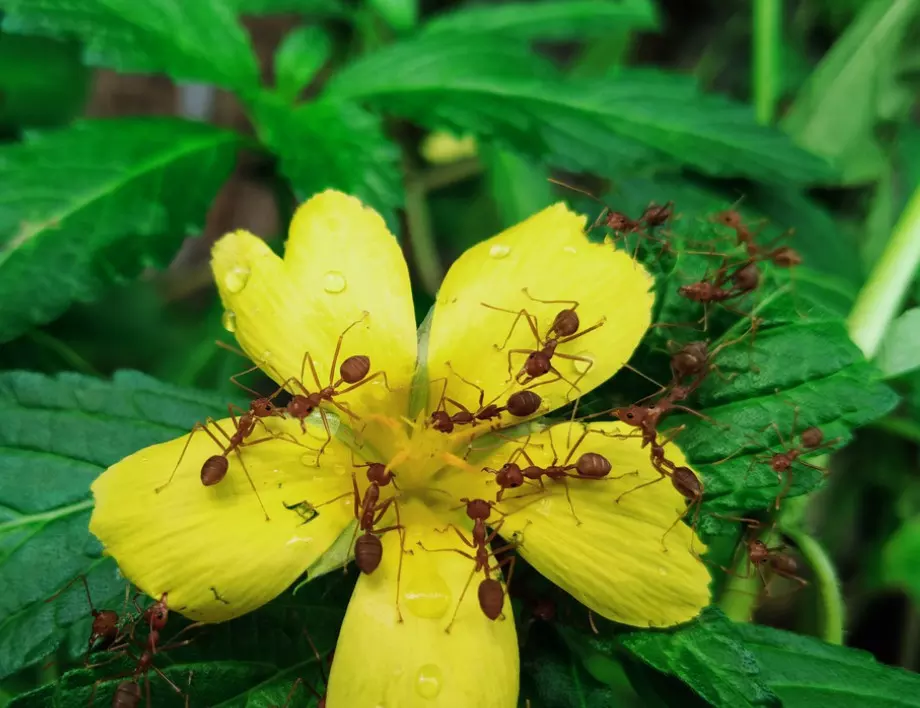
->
[89, 191, 710, 707]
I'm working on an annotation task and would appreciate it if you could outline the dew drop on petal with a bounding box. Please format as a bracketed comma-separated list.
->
[573, 351, 593, 374]
[404, 571, 452, 619]
[223, 266, 250, 294]
[563, 245, 577, 255]
[415, 664, 443, 699]
[300, 452, 318, 467]
[221, 310, 236, 333]
[489, 244, 510, 259]
[323, 270, 347, 293]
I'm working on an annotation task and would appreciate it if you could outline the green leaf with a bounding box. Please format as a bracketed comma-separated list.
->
[0, 33, 89, 131]
[274, 25, 331, 101]
[615, 608, 779, 707]
[481, 145, 554, 228]
[369, 0, 418, 33]
[0, 0, 260, 91]
[324, 37, 834, 184]
[674, 319, 900, 521]
[883, 516, 920, 603]
[735, 622, 920, 707]
[250, 95, 404, 228]
[0, 118, 240, 343]
[233, 0, 345, 15]
[0, 370, 236, 679]
[422, 0, 659, 40]
[781, 0, 920, 185]
[877, 308, 920, 379]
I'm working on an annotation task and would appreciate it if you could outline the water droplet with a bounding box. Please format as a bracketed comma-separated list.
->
[300, 452, 318, 467]
[415, 664, 443, 699]
[323, 270, 347, 293]
[572, 350, 593, 374]
[404, 571, 452, 619]
[223, 266, 250, 293]
[563, 245, 577, 254]
[261, 351, 272, 363]
[221, 310, 236, 333]
[332, 463, 347, 476]
[489, 244, 510, 259]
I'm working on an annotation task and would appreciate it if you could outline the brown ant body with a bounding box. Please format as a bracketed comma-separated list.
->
[714, 208, 803, 270]
[717, 517, 809, 592]
[430, 368, 542, 433]
[483, 290, 603, 393]
[419, 498, 516, 630]
[46, 575, 127, 662]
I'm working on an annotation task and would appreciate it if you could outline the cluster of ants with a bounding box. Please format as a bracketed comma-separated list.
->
[46, 576, 331, 707]
[90, 191, 832, 704]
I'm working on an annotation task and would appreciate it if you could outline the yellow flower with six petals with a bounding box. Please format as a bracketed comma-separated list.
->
[90, 190, 710, 707]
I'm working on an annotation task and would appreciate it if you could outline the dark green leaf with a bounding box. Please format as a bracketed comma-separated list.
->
[615, 608, 778, 707]
[423, 0, 659, 40]
[0, 119, 240, 343]
[324, 37, 834, 184]
[735, 622, 920, 707]
[883, 516, 920, 603]
[274, 25, 331, 101]
[0, 33, 89, 131]
[781, 0, 920, 184]
[482, 145, 554, 228]
[250, 95, 404, 228]
[876, 308, 920, 379]
[0, 0, 260, 91]
[233, 0, 345, 15]
[0, 370, 234, 679]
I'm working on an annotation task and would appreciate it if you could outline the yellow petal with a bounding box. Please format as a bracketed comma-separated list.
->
[454, 422, 710, 628]
[425, 202, 653, 422]
[327, 500, 518, 707]
[90, 416, 355, 622]
[211, 190, 417, 421]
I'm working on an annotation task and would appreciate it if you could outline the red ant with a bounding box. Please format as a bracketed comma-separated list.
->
[275, 630, 332, 708]
[46, 575, 130, 663]
[419, 498, 517, 631]
[716, 517, 808, 593]
[482, 290, 604, 394]
[714, 207, 803, 270]
[677, 256, 761, 330]
[717, 411, 839, 509]
[276, 313, 394, 464]
[429, 368, 543, 433]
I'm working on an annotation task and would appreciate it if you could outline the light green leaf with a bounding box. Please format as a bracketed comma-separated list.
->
[735, 622, 920, 707]
[274, 25, 331, 101]
[877, 308, 920, 379]
[250, 95, 404, 229]
[781, 0, 920, 184]
[0, 371, 235, 679]
[0, 0, 260, 91]
[324, 37, 834, 184]
[481, 145, 554, 228]
[422, 0, 658, 40]
[0, 119, 240, 343]
[369, 0, 418, 33]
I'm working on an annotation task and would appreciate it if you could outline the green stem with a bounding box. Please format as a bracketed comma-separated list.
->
[783, 528, 845, 644]
[848, 184, 920, 357]
[404, 175, 444, 296]
[26, 330, 100, 377]
[753, 0, 781, 125]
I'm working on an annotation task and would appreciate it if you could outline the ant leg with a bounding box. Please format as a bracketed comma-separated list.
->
[444, 566, 479, 633]
[443, 397, 473, 417]
[329, 312, 370, 386]
[431, 524, 477, 549]
[553, 352, 594, 396]
[559, 478, 581, 525]
[616, 470, 668, 504]
[302, 350, 323, 392]
[335, 369, 394, 396]
[774, 471, 795, 510]
[557, 317, 607, 346]
[506, 349, 530, 382]
[393, 503, 407, 622]
[228, 363, 265, 398]
[522, 290, 580, 311]
[416, 542, 477, 561]
[481, 304, 541, 350]
[156, 419, 230, 493]
[230, 448, 271, 521]
[446, 361, 486, 410]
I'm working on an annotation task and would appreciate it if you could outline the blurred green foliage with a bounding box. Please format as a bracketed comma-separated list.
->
[0, 0, 919, 706]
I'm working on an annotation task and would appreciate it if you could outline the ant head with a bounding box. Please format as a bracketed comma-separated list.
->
[506, 390, 541, 417]
[251, 398, 274, 417]
[670, 466, 702, 500]
[714, 209, 743, 229]
[525, 351, 551, 377]
[340, 355, 371, 385]
[800, 426, 824, 449]
[366, 462, 393, 486]
[497, 462, 524, 488]
[201, 455, 229, 486]
[606, 212, 632, 231]
[614, 406, 646, 427]
[678, 282, 710, 301]
[287, 396, 312, 419]
[772, 246, 802, 268]
[145, 594, 169, 630]
[463, 498, 492, 521]
[430, 410, 454, 433]
[770, 454, 792, 472]
[551, 309, 580, 338]
[642, 201, 673, 225]
[748, 539, 770, 563]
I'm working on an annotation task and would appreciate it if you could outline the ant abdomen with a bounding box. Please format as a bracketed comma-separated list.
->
[800, 426, 823, 449]
[671, 466, 702, 500]
[201, 455, 229, 486]
[552, 309, 579, 338]
[340, 355, 370, 384]
[506, 390, 541, 417]
[112, 681, 142, 708]
[478, 578, 504, 620]
[576, 452, 611, 478]
[355, 534, 383, 574]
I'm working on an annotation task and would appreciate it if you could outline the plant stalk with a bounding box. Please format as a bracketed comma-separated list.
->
[848, 184, 920, 358]
[783, 527, 845, 644]
[753, 0, 781, 125]
[404, 175, 444, 296]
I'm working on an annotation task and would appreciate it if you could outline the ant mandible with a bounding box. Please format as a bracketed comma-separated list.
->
[482, 289, 605, 395]
[419, 498, 517, 631]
